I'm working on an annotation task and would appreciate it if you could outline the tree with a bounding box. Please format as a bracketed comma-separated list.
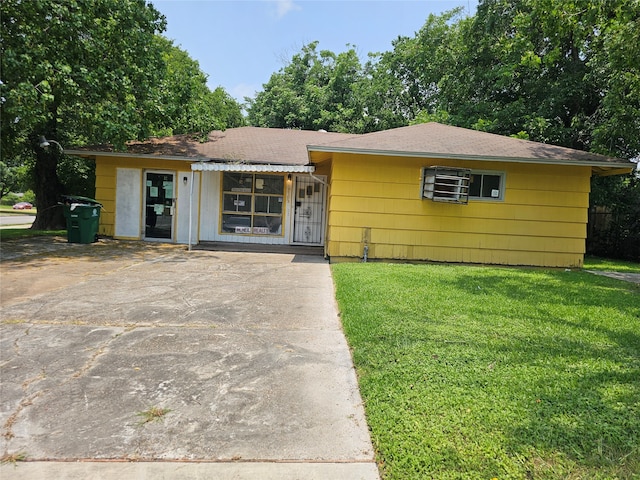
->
[208, 86, 245, 130]
[587, 0, 640, 159]
[426, 0, 640, 158]
[151, 37, 244, 138]
[0, 161, 28, 199]
[589, 172, 640, 261]
[1, 0, 167, 229]
[247, 41, 367, 132]
[361, 9, 466, 131]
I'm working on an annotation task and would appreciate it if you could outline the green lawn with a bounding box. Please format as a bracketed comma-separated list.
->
[584, 256, 640, 274]
[332, 262, 640, 479]
[0, 228, 66, 240]
[0, 206, 67, 240]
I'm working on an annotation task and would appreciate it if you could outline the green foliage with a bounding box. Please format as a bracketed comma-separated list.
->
[247, 1, 639, 160]
[589, 172, 640, 261]
[57, 156, 96, 199]
[208, 86, 245, 130]
[1, 0, 167, 149]
[368, 9, 467, 130]
[1, 0, 167, 228]
[0, 1, 243, 229]
[0, 190, 35, 206]
[150, 37, 244, 137]
[588, 1, 640, 159]
[333, 262, 640, 479]
[247, 41, 368, 132]
[404, 0, 640, 159]
[0, 161, 29, 198]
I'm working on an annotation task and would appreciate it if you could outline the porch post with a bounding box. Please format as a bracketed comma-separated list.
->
[188, 168, 194, 251]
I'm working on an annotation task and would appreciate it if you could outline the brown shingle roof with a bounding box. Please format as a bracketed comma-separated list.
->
[71, 127, 358, 165]
[69, 124, 632, 173]
[310, 122, 630, 167]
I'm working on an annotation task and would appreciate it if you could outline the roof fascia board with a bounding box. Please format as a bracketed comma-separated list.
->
[66, 150, 315, 172]
[191, 163, 315, 173]
[306, 145, 632, 169]
[65, 149, 197, 163]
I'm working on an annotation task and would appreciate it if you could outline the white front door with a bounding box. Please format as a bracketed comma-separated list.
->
[144, 171, 175, 241]
[293, 175, 326, 245]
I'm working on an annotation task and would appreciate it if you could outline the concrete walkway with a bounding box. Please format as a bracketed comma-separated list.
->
[585, 270, 640, 284]
[0, 238, 378, 479]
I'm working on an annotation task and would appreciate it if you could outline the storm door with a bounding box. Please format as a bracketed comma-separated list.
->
[144, 171, 175, 240]
[293, 175, 326, 244]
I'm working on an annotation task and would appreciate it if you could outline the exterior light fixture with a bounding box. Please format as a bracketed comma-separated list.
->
[287, 173, 292, 182]
[38, 135, 64, 151]
[183, 176, 188, 185]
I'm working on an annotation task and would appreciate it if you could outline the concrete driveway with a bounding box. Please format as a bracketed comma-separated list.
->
[0, 237, 378, 479]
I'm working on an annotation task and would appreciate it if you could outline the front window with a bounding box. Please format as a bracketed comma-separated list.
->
[469, 172, 505, 200]
[221, 173, 284, 235]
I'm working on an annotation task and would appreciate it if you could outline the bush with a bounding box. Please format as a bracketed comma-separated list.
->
[0, 190, 35, 206]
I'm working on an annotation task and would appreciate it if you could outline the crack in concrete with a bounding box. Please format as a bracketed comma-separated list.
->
[21, 368, 46, 391]
[1, 330, 123, 445]
[2, 391, 45, 440]
[64, 331, 122, 383]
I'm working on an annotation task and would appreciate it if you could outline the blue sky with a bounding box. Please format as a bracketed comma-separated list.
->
[153, 0, 478, 103]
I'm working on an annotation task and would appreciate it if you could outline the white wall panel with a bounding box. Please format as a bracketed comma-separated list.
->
[115, 168, 141, 238]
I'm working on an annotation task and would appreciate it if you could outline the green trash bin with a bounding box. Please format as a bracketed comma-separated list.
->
[62, 196, 102, 244]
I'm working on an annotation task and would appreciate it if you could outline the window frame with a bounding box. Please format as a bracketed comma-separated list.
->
[220, 172, 285, 236]
[468, 170, 506, 202]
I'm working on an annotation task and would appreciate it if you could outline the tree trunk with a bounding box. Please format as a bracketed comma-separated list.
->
[31, 145, 66, 230]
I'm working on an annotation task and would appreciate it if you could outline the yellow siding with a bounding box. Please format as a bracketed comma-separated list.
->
[94, 155, 190, 237]
[326, 153, 591, 267]
[94, 159, 116, 236]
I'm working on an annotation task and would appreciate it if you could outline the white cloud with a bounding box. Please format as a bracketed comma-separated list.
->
[271, 0, 301, 19]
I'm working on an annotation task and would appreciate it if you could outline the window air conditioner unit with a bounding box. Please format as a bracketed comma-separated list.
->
[422, 166, 471, 204]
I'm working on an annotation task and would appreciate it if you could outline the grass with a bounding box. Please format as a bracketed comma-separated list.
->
[332, 263, 640, 479]
[136, 406, 171, 424]
[0, 228, 66, 241]
[0, 205, 36, 214]
[584, 256, 640, 274]
[0, 452, 27, 465]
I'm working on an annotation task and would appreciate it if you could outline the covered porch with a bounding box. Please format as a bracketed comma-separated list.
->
[189, 162, 328, 251]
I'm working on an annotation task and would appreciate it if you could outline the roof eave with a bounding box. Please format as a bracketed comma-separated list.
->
[67, 150, 314, 172]
[306, 145, 632, 170]
[65, 149, 200, 162]
[593, 166, 634, 176]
